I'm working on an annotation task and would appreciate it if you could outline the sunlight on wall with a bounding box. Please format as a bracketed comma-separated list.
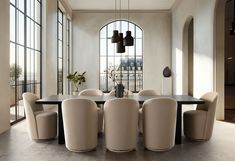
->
[175, 48, 183, 94]
[194, 52, 214, 98]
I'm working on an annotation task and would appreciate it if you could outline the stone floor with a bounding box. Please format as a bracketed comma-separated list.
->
[225, 109, 235, 123]
[0, 120, 235, 161]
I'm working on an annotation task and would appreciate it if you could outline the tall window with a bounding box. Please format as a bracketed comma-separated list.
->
[10, 0, 42, 124]
[66, 18, 71, 94]
[99, 20, 143, 92]
[57, 8, 63, 94]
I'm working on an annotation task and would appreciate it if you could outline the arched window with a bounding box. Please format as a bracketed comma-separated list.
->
[99, 20, 143, 92]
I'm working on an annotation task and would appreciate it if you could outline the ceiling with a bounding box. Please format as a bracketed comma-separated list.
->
[67, 0, 177, 10]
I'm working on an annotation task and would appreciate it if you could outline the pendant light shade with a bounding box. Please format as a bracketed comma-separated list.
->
[124, 31, 134, 46]
[112, 30, 119, 43]
[117, 33, 125, 53]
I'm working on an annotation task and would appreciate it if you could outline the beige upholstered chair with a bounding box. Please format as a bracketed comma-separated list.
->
[23, 93, 57, 140]
[104, 98, 139, 152]
[138, 90, 160, 133]
[62, 99, 98, 152]
[138, 89, 160, 96]
[79, 89, 103, 96]
[142, 98, 177, 151]
[109, 89, 133, 97]
[183, 92, 218, 141]
[79, 89, 104, 132]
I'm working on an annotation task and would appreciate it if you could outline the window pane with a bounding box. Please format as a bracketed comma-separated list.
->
[10, 6, 16, 42]
[129, 71, 135, 91]
[108, 39, 115, 56]
[100, 39, 106, 56]
[35, 1, 41, 23]
[100, 73, 107, 91]
[136, 27, 142, 38]
[100, 57, 107, 73]
[129, 23, 135, 35]
[17, 11, 25, 45]
[58, 10, 63, 23]
[136, 57, 143, 71]
[35, 51, 41, 83]
[17, 0, 24, 12]
[26, 18, 31, 47]
[30, 0, 35, 19]
[58, 41, 63, 58]
[35, 24, 40, 50]
[10, 0, 15, 5]
[26, 49, 34, 82]
[59, 24, 63, 40]
[127, 45, 134, 56]
[114, 56, 121, 69]
[108, 23, 114, 38]
[121, 21, 128, 34]
[26, 0, 31, 17]
[100, 27, 106, 38]
[136, 72, 143, 91]
[136, 39, 142, 56]
[30, 22, 35, 48]
[10, 43, 16, 66]
[17, 45, 25, 82]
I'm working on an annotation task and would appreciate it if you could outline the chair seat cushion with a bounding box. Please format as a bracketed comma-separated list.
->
[35, 111, 57, 139]
[183, 110, 207, 140]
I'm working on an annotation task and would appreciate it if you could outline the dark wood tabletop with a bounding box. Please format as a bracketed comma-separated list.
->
[35, 94, 205, 105]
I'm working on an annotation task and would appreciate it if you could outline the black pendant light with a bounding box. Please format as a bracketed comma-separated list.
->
[112, 30, 119, 43]
[117, 33, 125, 53]
[124, 0, 134, 46]
[112, 0, 119, 43]
[230, 0, 235, 35]
[124, 30, 134, 46]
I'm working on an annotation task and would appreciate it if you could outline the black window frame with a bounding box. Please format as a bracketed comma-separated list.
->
[9, 0, 42, 125]
[99, 20, 143, 93]
[57, 6, 64, 94]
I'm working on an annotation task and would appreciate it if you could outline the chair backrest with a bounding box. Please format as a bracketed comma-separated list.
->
[104, 98, 139, 152]
[142, 98, 177, 151]
[138, 90, 160, 96]
[196, 92, 218, 139]
[79, 89, 103, 96]
[109, 89, 133, 97]
[62, 98, 98, 152]
[23, 92, 43, 140]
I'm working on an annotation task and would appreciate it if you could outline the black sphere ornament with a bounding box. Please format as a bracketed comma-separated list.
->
[163, 66, 172, 77]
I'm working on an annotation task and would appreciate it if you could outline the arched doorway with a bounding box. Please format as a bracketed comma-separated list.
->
[224, 0, 235, 122]
[183, 17, 194, 96]
[214, 0, 235, 121]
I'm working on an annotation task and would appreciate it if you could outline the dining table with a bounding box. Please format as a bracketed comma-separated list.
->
[35, 94, 205, 145]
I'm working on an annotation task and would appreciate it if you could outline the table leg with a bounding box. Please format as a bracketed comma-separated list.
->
[58, 103, 65, 144]
[175, 103, 182, 144]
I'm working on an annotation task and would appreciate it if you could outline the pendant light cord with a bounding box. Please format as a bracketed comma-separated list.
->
[128, 0, 130, 30]
[115, 0, 117, 29]
[120, 0, 122, 31]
